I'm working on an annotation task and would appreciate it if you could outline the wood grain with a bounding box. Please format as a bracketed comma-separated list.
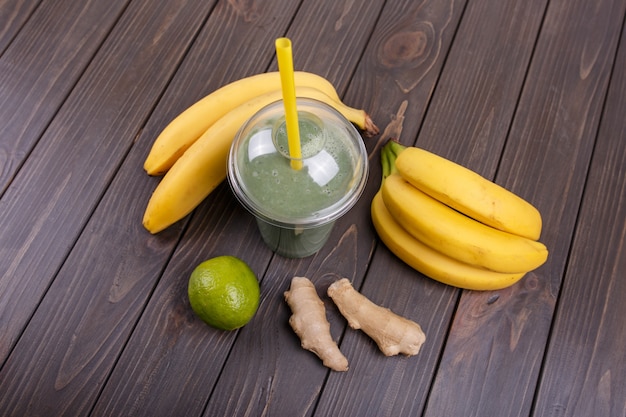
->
[424, 0, 626, 415]
[314, 0, 466, 415]
[185, 1, 390, 415]
[0, 0, 40, 52]
[0, 0, 136, 362]
[0, 0, 129, 193]
[533, 18, 626, 417]
[0, 0, 218, 413]
[92, 0, 387, 415]
[0, 0, 624, 415]
[91, 0, 308, 415]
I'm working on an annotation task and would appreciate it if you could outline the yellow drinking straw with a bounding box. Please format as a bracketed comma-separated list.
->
[275, 38, 303, 170]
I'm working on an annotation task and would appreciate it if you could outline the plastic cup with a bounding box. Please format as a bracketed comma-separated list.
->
[227, 98, 368, 258]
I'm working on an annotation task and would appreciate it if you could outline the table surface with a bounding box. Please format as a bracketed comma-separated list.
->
[1, 0, 625, 416]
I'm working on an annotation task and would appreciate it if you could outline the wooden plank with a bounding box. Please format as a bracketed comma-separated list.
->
[0, 0, 133, 363]
[315, 0, 548, 415]
[424, 0, 626, 415]
[532, 22, 626, 417]
[0, 0, 129, 193]
[0, 0, 219, 414]
[91, 1, 389, 416]
[0, 0, 41, 53]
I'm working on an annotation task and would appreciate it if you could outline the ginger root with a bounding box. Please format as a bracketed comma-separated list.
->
[328, 278, 425, 357]
[284, 277, 349, 372]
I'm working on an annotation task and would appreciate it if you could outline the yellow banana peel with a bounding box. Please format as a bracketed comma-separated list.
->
[145, 71, 378, 176]
[381, 172, 548, 274]
[143, 86, 375, 234]
[371, 191, 526, 290]
[395, 146, 542, 240]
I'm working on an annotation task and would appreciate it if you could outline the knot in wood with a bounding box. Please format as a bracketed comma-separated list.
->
[380, 28, 430, 68]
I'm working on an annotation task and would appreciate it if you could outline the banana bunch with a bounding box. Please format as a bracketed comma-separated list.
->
[142, 71, 379, 234]
[371, 140, 548, 291]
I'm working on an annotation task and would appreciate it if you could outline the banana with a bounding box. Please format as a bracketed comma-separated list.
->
[371, 191, 526, 290]
[144, 71, 378, 176]
[381, 173, 548, 274]
[143, 86, 372, 234]
[394, 144, 542, 240]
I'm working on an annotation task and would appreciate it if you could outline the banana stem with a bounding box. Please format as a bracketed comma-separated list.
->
[381, 144, 391, 181]
[381, 139, 406, 182]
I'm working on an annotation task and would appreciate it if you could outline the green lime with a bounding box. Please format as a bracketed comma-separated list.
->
[188, 256, 260, 331]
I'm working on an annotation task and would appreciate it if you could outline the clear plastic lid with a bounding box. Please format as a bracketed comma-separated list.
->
[228, 98, 368, 228]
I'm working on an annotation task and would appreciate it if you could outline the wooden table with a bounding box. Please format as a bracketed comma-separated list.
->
[1, 0, 625, 415]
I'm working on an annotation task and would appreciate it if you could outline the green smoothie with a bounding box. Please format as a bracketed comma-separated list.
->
[228, 98, 368, 258]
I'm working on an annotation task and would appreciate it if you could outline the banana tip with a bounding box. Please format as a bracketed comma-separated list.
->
[364, 114, 379, 137]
